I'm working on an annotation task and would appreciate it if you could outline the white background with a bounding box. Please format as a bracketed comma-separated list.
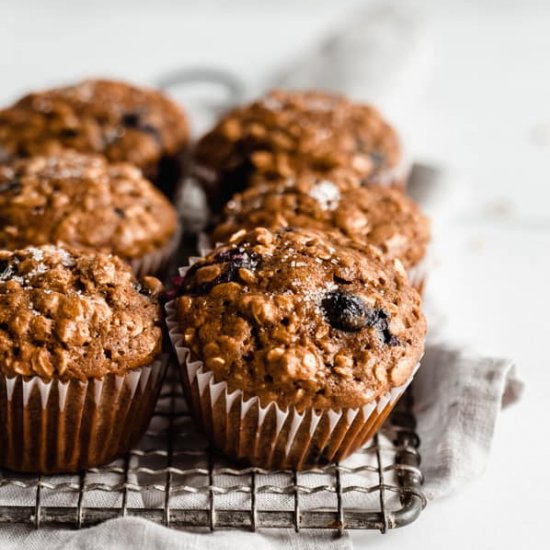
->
[1, 0, 549, 548]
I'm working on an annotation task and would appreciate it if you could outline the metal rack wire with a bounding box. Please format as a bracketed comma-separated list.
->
[0, 363, 426, 533]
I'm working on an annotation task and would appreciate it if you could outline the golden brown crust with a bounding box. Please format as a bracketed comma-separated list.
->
[193, 89, 403, 211]
[0, 79, 189, 196]
[176, 228, 425, 410]
[212, 171, 430, 269]
[0, 245, 163, 381]
[0, 152, 179, 260]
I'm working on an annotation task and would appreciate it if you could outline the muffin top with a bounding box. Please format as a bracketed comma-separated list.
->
[0, 79, 189, 173]
[212, 171, 430, 269]
[0, 152, 179, 259]
[175, 227, 425, 410]
[193, 89, 403, 211]
[0, 245, 164, 381]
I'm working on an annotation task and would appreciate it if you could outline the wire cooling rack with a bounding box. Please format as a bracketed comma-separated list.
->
[0, 362, 426, 534]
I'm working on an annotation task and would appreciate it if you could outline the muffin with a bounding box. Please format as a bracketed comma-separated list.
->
[0, 79, 189, 199]
[0, 245, 167, 473]
[166, 227, 425, 469]
[0, 152, 180, 276]
[193, 89, 405, 213]
[211, 171, 430, 282]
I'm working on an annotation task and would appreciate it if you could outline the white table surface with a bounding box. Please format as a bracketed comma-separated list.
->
[1, 1, 548, 548]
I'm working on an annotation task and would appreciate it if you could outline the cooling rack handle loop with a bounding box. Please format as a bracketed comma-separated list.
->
[156, 66, 247, 109]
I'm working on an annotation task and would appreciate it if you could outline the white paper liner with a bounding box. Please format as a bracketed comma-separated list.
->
[0, 356, 168, 474]
[165, 299, 419, 470]
[128, 222, 182, 278]
[196, 231, 216, 257]
[367, 150, 412, 189]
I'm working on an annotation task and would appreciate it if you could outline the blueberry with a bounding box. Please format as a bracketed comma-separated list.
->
[214, 248, 259, 285]
[365, 309, 400, 346]
[58, 128, 79, 139]
[181, 247, 260, 297]
[215, 247, 259, 270]
[0, 260, 14, 282]
[382, 331, 400, 346]
[0, 180, 21, 194]
[121, 113, 163, 146]
[121, 113, 141, 128]
[322, 290, 370, 332]
[369, 150, 386, 168]
[114, 207, 125, 218]
[322, 290, 400, 345]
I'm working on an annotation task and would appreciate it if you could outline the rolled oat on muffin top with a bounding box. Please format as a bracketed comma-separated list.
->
[0, 245, 164, 381]
[0, 79, 189, 197]
[176, 227, 426, 410]
[0, 152, 179, 261]
[212, 171, 430, 269]
[193, 89, 404, 212]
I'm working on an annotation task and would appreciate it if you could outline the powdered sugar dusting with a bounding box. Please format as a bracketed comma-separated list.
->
[309, 180, 341, 211]
[305, 97, 335, 112]
[260, 96, 283, 111]
[0, 246, 76, 289]
[27, 247, 44, 261]
[58, 248, 76, 267]
[28, 263, 49, 277]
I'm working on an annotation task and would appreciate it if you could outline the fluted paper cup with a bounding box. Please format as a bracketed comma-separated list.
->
[368, 150, 411, 190]
[128, 223, 182, 278]
[0, 356, 168, 474]
[166, 297, 418, 471]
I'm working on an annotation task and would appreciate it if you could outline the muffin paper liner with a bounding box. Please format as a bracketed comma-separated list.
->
[368, 152, 411, 190]
[129, 222, 182, 278]
[166, 291, 419, 470]
[0, 356, 168, 474]
[197, 232, 214, 257]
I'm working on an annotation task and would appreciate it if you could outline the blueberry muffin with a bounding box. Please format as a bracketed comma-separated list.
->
[0, 79, 189, 199]
[0, 245, 167, 473]
[0, 152, 180, 276]
[212, 170, 430, 271]
[168, 227, 425, 469]
[193, 89, 405, 212]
